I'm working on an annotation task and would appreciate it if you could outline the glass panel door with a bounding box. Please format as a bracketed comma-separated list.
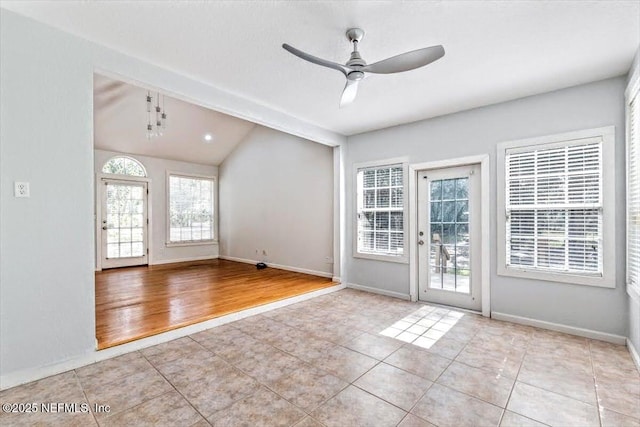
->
[429, 177, 470, 294]
[418, 164, 481, 311]
[101, 179, 148, 269]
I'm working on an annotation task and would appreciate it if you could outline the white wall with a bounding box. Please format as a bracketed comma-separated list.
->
[0, 9, 341, 385]
[94, 150, 218, 266]
[219, 125, 334, 276]
[1, 10, 96, 380]
[345, 76, 629, 336]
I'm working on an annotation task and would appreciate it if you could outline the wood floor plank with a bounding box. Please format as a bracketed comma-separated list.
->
[95, 259, 334, 349]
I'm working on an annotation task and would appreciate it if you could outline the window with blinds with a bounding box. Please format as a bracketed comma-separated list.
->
[628, 87, 640, 293]
[168, 174, 215, 243]
[356, 164, 405, 257]
[505, 140, 603, 275]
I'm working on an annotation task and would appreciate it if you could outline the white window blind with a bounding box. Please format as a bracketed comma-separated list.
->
[628, 90, 640, 291]
[505, 140, 603, 275]
[356, 165, 404, 256]
[168, 175, 214, 243]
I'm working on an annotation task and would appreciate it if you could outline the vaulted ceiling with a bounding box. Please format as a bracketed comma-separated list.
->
[3, 1, 639, 137]
[94, 74, 255, 166]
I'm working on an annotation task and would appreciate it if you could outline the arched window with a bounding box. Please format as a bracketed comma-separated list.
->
[102, 156, 147, 177]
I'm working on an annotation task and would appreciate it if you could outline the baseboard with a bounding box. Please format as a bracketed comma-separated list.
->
[491, 311, 627, 345]
[151, 255, 219, 265]
[219, 255, 333, 278]
[627, 338, 640, 373]
[0, 283, 346, 391]
[346, 283, 411, 301]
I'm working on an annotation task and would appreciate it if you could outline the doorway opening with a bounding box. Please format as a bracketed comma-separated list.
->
[418, 164, 481, 311]
[96, 156, 150, 270]
[410, 156, 490, 316]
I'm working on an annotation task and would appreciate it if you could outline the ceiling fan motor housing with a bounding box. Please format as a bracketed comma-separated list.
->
[347, 70, 365, 81]
[346, 28, 367, 80]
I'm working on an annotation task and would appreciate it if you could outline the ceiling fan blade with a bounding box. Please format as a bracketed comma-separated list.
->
[339, 79, 359, 108]
[282, 43, 350, 76]
[361, 45, 445, 74]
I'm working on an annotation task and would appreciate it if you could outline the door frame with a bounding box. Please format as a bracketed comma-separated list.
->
[95, 173, 152, 271]
[408, 155, 490, 317]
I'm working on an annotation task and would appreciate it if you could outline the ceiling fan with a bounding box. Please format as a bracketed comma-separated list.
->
[282, 28, 445, 108]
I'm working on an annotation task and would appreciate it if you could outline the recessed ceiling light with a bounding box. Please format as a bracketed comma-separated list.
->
[203, 133, 213, 142]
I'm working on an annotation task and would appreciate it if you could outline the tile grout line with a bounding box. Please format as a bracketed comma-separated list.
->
[588, 340, 604, 427]
[399, 322, 480, 426]
[73, 370, 101, 427]
[75, 351, 175, 423]
[497, 328, 530, 426]
[201, 321, 348, 422]
[139, 349, 216, 425]
[409, 320, 478, 423]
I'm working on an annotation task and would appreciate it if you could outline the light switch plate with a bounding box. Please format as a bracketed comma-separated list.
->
[14, 182, 30, 198]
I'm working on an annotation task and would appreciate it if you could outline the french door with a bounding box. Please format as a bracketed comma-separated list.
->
[100, 178, 148, 269]
[417, 164, 481, 311]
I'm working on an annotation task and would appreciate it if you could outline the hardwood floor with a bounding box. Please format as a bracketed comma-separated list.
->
[95, 259, 334, 349]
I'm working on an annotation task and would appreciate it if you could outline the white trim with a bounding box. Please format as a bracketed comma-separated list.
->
[332, 276, 341, 283]
[408, 154, 491, 317]
[352, 157, 410, 263]
[625, 48, 640, 100]
[95, 173, 152, 270]
[0, 283, 345, 391]
[480, 156, 491, 317]
[101, 155, 148, 177]
[627, 338, 640, 373]
[218, 255, 333, 278]
[410, 154, 491, 171]
[492, 311, 626, 345]
[338, 145, 348, 285]
[629, 283, 640, 304]
[420, 301, 482, 316]
[333, 146, 343, 281]
[151, 255, 219, 265]
[496, 126, 616, 288]
[626, 61, 640, 300]
[346, 283, 411, 300]
[166, 171, 217, 245]
[165, 240, 218, 248]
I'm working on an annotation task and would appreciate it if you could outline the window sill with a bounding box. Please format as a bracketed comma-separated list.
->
[166, 240, 218, 248]
[497, 265, 614, 288]
[353, 251, 408, 264]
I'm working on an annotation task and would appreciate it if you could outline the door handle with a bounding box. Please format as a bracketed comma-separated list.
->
[418, 240, 424, 245]
[102, 226, 107, 230]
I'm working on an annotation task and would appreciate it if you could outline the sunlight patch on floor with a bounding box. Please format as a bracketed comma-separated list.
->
[379, 305, 465, 349]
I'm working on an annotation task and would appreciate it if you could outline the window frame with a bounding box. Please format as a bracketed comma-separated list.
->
[626, 66, 640, 300]
[496, 126, 616, 288]
[102, 156, 147, 177]
[166, 171, 217, 247]
[353, 158, 409, 264]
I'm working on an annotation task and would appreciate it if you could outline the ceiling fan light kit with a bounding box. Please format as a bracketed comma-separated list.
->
[283, 28, 445, 108]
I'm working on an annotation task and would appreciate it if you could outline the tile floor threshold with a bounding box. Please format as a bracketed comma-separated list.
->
[1, 288, 638, 426]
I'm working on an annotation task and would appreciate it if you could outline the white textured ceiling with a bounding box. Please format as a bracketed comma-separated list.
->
[3, 1, 639, 137]
[94, 74, 255, 166]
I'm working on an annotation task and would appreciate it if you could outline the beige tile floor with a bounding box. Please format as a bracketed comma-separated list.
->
[1, 289, 639, 426]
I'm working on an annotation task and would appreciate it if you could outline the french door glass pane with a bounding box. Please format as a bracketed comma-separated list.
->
[429, 177, 471, 294]
[105, 183, 144, 258]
